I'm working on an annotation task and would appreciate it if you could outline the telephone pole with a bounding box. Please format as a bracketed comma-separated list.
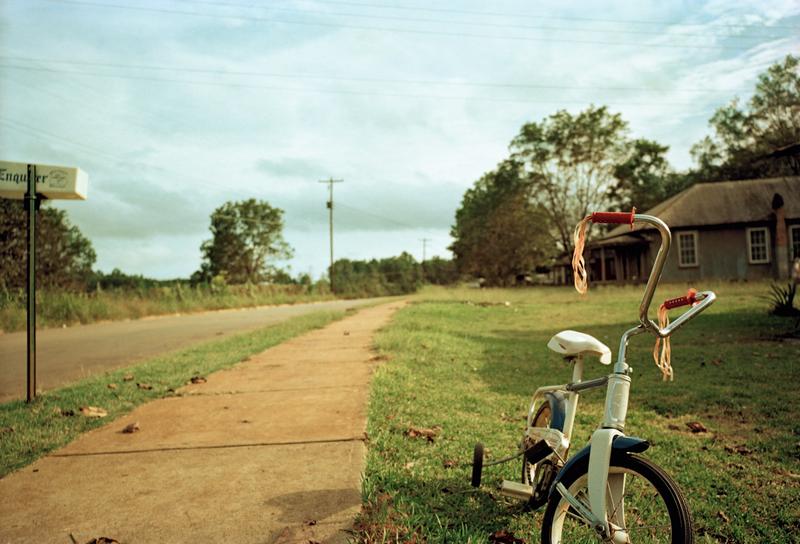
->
[319, 178, 343, 292]
[419, 238, 431, 263]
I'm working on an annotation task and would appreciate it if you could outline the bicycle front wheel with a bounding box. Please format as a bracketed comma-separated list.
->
[541, 452, 693, 544]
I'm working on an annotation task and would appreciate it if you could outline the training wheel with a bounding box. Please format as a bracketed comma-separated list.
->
[471, 442, 484, 487]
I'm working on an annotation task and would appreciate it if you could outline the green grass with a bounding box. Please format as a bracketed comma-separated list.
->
[0, 283, 337, 333]
[356, 282, 800, 543]
[0, 308, 351, 477]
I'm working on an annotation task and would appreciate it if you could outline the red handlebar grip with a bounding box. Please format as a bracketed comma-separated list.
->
[590, 208, 636, 226]
[663, 288, 697, 310]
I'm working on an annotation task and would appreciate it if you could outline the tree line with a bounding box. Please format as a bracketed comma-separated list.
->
[451, 54, 799, 286]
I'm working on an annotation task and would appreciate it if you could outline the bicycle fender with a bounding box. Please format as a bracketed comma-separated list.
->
[547, 434, 650, 499]
[544, 391, 567, 431]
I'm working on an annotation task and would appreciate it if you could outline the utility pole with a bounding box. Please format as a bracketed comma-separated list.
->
[419, 238, 431, 263]
[319, 178, 343, 292]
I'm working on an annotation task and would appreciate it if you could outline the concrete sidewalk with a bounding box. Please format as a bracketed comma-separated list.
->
[0, 302, 404, 544]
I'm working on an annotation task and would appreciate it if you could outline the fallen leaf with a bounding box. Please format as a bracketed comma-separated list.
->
[122, 374, 134, 382]
[725, 444, 752, 456]
[190, 376, 207, 384]
[443, 459, 457, 469]
[107, 383, 118, 390]
[489, 529, 526, 544]
[305, 519, 317, 526]
[80, 406, 108, 418]
[405, 425, 442, 443]
[122, 422, 140, 434]
[404, 461, 417, 469]
[717, 511, 730, 523]
[667, 424, 681, 431]
[0, 426, 14, 435]
[343, 330, 350, 336]
[85, 538, 120, 544]
[136, 383, 153, 390]
[710, 358, 723, 366]
[686, 421, 708, 433]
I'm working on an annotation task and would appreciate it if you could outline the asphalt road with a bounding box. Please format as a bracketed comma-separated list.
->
[0, 299, 376, 403]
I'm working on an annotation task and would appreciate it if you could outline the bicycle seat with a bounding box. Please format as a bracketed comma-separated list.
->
[547, 330, 612, 364]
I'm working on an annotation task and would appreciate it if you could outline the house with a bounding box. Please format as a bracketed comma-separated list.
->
[563, 177, 800, 284]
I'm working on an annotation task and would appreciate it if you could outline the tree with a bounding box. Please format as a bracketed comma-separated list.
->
[0, 199, 96, 291]
[450, 160, 549, 286]
[195, 199, 293, 284]
[510, 105, 629, 255]
[690, 54, 800, 181]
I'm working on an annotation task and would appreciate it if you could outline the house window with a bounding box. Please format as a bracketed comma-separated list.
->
[791, 225, 800, 260]
[747, 227, 770, 264]
[677, 231, 698, 267]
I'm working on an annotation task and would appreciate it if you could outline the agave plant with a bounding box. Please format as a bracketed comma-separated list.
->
[767, 282, 799, 317]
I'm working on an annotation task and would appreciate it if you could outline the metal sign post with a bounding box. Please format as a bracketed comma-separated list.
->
[0, 160, 87, 402]
[25, 165, 37, 403]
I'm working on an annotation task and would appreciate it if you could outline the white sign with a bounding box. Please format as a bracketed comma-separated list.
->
[0, 160, 88, 200]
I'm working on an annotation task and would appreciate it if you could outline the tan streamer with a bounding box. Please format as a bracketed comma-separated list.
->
[653, 304, 673, 381]
[572, 215, 592, 294]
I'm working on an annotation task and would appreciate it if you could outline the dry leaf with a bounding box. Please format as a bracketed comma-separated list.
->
[190, 375, 207, 384]
[80, 406, 108, 418]
[305, 519, 318, 526]
[725, 444, 752, 456]
[717, 511, 730, 523]
[405, 425, 442, 442]
[122, 374, 134, 382]
[686, 421, 708, 433]
[404, 461, 417, 469]
[122, 422, 140, 434]
[489, 529, 526, 544]
[443, 459, 457, 469]
[0, 426, 14, 435]
[85, 538, 120, 544]
[107, 383, 118, 390]
[136, 383, 153, 390]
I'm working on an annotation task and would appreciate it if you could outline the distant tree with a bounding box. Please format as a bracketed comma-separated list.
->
[422, 256, 458, 285]
[195, 199, 293, 284]
[331, 253, 422, 296]
[0, 199, 96, 291]
[609, 139, 671, 212]
[510, 105, 629, 255]
[450, 160, 549, 286]
[690, 54, 800, 181]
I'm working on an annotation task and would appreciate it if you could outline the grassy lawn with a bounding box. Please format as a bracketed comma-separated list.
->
[0, 308, 351, 477]
[356, 283, 800, 543]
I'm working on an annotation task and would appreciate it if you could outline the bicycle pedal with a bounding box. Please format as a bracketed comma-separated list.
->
[499, 480, 533, 501]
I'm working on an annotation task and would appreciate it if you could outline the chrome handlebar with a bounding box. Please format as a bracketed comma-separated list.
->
[629, 214, 716, 339]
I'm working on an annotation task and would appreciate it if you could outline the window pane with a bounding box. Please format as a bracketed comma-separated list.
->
[750, 229, 768, 262]
[678, 233, 696, 266]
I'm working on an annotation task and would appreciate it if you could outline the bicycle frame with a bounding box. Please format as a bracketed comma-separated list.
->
[525, 214, 716, 541]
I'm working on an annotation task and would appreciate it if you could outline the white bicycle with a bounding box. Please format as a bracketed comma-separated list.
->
[471, 211, 716, 544]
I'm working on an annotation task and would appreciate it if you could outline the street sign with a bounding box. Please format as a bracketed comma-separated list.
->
[0, 160, 88, 200]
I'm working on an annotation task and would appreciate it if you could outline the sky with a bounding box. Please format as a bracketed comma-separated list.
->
[1, 0, 798, 280]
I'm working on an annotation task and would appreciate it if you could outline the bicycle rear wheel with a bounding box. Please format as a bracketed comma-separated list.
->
[541, 452, 693, 544]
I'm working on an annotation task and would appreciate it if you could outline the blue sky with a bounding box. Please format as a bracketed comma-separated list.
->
[1, 0, 798, 279]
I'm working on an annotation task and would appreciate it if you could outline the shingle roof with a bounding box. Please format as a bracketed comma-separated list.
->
[604, 176, 800, 239]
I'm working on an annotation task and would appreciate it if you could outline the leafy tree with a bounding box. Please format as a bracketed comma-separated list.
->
[422, 256, 458, 285]
[0, 199, 96, 291]
[691, 54, 800, 181]
[609, 139, 671, 212]
[450, 160, 549, 286]
[195, 199, 293, 284]
[510, 105, 629, 255]
[331, 253, 422, 296]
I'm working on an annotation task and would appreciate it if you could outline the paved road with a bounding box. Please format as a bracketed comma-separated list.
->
[0, 299, 376, 403]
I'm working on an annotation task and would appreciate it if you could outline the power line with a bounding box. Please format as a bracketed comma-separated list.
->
[43, 0, 767, 51]
[170, 0, 786, 41]
[244, 0, 800, 31]
[0, 64, 716, 108]
[336, 201, 419, 230]
[0, 56, 754, 94]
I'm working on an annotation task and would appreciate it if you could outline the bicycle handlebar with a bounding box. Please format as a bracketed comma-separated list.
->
[662, 288, 697, 310]
[587, 212, 715, 339]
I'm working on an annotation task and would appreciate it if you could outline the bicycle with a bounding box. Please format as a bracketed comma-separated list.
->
[470, 210, 716, 543]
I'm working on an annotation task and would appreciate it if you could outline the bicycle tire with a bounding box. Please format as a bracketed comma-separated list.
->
[541, 452, 693, 544]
